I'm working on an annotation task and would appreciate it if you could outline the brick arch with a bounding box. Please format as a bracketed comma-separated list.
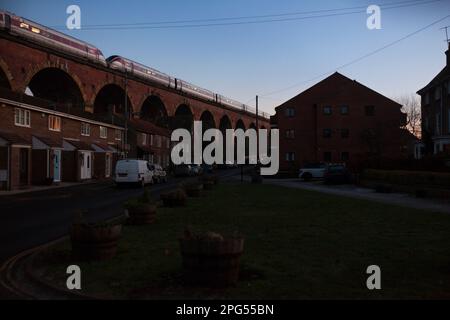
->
[0, 58, 14, 90]
[137, 90, 166, 113]
[21, 61, 88, 104]
[92, 81, 134, 114]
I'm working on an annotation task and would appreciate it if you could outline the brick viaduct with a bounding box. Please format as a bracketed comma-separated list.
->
[0, 33, 270, 132]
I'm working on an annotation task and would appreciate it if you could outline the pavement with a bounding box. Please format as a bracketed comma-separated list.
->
[264, 178, 450, 214]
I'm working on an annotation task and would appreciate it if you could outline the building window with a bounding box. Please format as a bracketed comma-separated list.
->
[14, 108, 31, 127]
[424, 92, 430, 105]
[323, 152, 332, 162]
[341, 152, 349, 161]
[323, 129, 332, 138]
[150, 134, 154, 146]
[323, 106, 332, 115]
[365, 105, 375, 116]
[340, 105, 349, 115]
[436, 113, 441, 135]
[142, 133, 148, 145]
[115, 129, 122, 141]
[48, 115, 61, 132]
[435, 87, 441, 101]
[285, 152, 295, 162]
[286, 129, 295, 139]
[156, 135, 162, 148]
[81, 123, 90, 136]
[166, 137, 170, 148]
[341, 128, 349, 138]
[448, 109, 450, 134]
[99, 126, 108, 139]
[285, 107, 295, 117]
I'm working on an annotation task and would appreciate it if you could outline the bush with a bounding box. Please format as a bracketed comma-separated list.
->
[161, 188, 187, 207]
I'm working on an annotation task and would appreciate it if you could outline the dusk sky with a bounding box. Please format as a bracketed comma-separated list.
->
[1, 0, 449, 114]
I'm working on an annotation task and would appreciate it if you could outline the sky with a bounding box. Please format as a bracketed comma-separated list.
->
[1, 0, 449, 114]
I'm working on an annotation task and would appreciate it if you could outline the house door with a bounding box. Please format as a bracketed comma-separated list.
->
[53, 149, 61, 182]
[19, 148, 29, 185]
[80, 151, 92, 180]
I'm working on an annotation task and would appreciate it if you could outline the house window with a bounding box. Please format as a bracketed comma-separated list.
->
[166, 137, 170, 148]
[323, 129, 332, 138]
[286, 129, 295, 139]
[81, 123, 90, 136]
[365, 105, 375, 116]
[285, 107, 295, 117]
[323, 152, 332, 162]
[436, 113, 441, 135]
[48, 115, 61, 132]
[150, 134, 154, 146]
[341, 128, 349, 138]
[14, 108, 31, 127]
[323, 106, 332, 115]
[99, 126, 108, 139]
[142, 133, 148, 145]
[340, 105, 349, 115]
[424, 92, 430, 105]
[435, 87, 441, 101]
[341, 152, 349, 161]
[115, 129, 122, 141]
[285, 152, 295, 161]
[156, 135, 162, 148]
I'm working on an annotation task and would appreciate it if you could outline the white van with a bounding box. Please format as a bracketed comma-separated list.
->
[115, 159, 154, 187]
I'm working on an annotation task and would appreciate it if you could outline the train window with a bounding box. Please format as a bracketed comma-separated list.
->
[31, 27, 40, 34]
[20, 22, 29, 29]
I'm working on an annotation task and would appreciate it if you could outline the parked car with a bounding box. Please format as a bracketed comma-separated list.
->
[298, 163, 327, 181]
[115, 159, 154, 187]
[174, 164, 193, 177]
[323, 164, 351, 185]
[149, 163, 167, 183]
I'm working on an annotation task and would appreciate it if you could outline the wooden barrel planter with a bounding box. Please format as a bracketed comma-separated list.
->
[202, 180, 214, 191]
[127, 203, 157, 225]
[161, 189, 187, 207]
[70, 224, 122, 261]
[179, 237, 245, 287]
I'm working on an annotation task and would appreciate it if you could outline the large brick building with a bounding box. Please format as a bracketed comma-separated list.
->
[417, 43, 450, 155]
[271, 72, 408, 171]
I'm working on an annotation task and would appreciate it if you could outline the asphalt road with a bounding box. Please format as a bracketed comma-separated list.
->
[0, 169, 241, 264]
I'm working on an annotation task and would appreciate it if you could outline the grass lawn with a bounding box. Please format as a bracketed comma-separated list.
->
[39, 182, 450, 299]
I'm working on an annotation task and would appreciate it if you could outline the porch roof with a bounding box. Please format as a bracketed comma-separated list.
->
[0, 131, 31, 146]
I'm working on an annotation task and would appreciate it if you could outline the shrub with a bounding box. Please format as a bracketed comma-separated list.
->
[161, 188, 187, 207]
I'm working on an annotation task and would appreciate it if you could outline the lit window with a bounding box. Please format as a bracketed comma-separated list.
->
[48, 115, 61, 132]
[81, 123, 90, 136]
[99, 126, 108, 139]
[14, 108, 31, 127]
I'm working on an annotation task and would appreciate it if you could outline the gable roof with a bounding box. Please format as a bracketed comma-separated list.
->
[276, 72, 402, 110]
[417, 66, 450, 95]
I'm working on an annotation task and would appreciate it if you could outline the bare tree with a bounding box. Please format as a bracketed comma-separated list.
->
[396, 94, 421, 138]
